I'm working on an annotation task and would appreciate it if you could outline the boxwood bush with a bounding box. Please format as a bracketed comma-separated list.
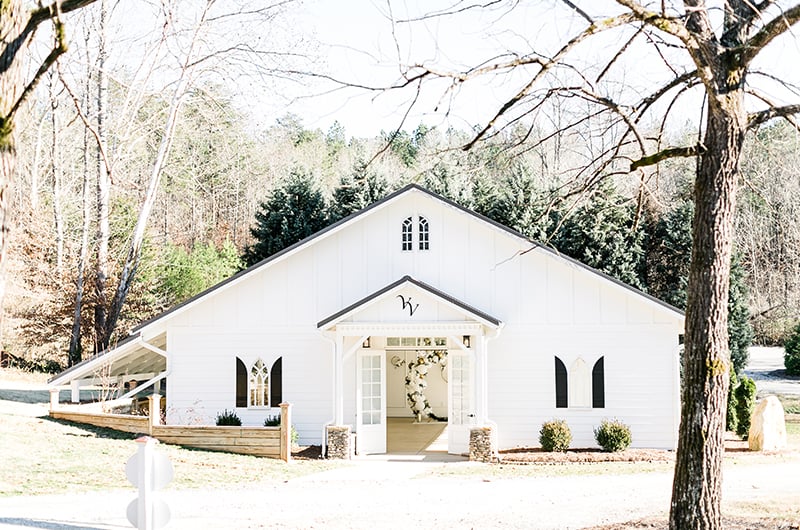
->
[539, 419, 572, 452]
[215, 409, 242, 426]
[785, 322, 800, 376]
[594, 419, 632, 452]
[264, 414, 299, 445]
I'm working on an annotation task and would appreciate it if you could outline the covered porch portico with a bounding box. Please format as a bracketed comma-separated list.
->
[317, 276, 503, 457]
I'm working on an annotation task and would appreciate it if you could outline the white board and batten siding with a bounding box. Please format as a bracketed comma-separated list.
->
[154, 186, 681, 449]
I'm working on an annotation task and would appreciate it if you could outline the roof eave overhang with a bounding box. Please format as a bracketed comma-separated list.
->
[317, 275, 502, 331]
[47, 333, 165, 387]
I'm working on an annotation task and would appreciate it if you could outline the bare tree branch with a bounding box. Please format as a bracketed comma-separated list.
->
[463, 11, 640, 149]
[748, 103, 800, 129]
[7, 4, 69, 121]
[55, 61, 114, 183]
[743, 3, 800, 62]
[630, 144, 706, 170]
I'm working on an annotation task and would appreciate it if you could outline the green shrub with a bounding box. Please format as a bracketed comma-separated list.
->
[734, 376, 757, 439]
[264, 415, 299, 445]
[215, 409, 242, 426]
[594, 419, 632, 452]
[785, 322, 800, 376]
[726, 368, 739, 432]
[539, 419, 572, 452]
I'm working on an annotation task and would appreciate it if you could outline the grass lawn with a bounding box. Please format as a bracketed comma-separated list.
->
[0, 373, 338, 497]
[779, 395, 800, 414]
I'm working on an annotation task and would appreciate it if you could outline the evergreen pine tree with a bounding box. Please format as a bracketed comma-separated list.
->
[242, 170, 328, 266]
[328, 161, 390, 222]
[551, 182, 646, 289]
[645, 200, 753, 373]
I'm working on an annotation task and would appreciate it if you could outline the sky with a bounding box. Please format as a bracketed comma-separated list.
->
[284, 0, 800, 140]
[285, 0, 580, 138]
[87, 0, 800, 141]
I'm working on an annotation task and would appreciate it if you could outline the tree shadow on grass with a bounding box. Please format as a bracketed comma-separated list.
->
[0, 517, 113, 530]
[0, 388, 101, 405]
[42, 416, 142, 441]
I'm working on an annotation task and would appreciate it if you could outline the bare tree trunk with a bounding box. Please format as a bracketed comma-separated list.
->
[0, 2, 26, 342]
[49, 75, 64, 275]
[93, 0, 111, 353]
[100, 0, 217, 346]
[68, 30, 94, 365]
[30, 112, 47, 214]
[101, 73, 189, 346]
[669, 85, 746, 530]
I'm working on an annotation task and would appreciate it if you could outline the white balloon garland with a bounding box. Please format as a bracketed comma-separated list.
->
[405, 350, 447, 422]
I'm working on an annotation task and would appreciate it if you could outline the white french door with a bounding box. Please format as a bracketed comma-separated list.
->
[356, 350, 386, 454]
[448, 350, 475, 455]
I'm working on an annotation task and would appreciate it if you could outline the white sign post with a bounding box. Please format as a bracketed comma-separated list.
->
[126, 436, 173, 530]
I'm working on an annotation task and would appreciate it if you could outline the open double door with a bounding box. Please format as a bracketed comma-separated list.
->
[355, 348, 474, 455]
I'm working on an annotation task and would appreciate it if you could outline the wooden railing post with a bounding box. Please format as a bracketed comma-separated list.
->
[280, 402, 292, 463]
[49, 388, 59, 412]
[148, 394, 161, 436]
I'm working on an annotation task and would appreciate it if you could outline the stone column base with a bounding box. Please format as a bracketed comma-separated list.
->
[326, 425, 352, 459]
[469, 426, 496, 462]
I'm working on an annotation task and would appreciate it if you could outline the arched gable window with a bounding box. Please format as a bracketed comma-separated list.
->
[554, 356, 568, 408]
[592, 357, 605, 408]
[235, 357, 247, 407]
[418, 216, 430, 250]
[249, 359, 269, 407]
[401, 217, 413, 251]
[569, 358, 591, 408]
[270, 357, 283, 406]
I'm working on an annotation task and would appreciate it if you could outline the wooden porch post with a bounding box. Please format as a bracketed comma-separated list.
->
[49, 388, 59, 412]
[334, 334, 344, 425]
[280, 402, 292, 462]
[70, 380, 81, 403]
[148, 394, 161, 435]
[475, 334, 488, 425]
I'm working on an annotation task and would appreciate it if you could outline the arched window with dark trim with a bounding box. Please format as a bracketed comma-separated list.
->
[270, 357, 283, 406]
[418, 216, 429, 250]
[555, 356, 568, 408]
[249, 359, 269, 407]
[235, 357, 247, 407]
[401, 217, 413, 251]
[592, 357, 605, 408]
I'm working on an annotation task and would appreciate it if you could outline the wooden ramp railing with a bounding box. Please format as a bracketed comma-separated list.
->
[49, 391, 292, 462]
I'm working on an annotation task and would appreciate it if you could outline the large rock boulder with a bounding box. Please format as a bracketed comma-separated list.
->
[748, 396, 787, 451]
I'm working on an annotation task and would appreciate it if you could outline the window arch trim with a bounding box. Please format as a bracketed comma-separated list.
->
[401, 217, 413, 251]
[418, 216, 430, 250]
[249, 359, 270, 408]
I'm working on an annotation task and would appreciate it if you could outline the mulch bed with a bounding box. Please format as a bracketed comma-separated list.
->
[292, 445, 324, 459]
[498, 446, 674, 463]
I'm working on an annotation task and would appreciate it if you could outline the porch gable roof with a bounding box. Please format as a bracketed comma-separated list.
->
[317, 275, 502, 330]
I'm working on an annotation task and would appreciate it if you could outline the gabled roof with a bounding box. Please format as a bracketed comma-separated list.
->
[130, 183, 682, 336]
[317, 275, 502, 330]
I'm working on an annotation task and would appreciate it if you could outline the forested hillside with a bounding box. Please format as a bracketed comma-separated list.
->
[3, 2, 799, 371]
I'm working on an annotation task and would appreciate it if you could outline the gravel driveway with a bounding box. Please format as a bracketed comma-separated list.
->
[2, 454, 799, 529]
[744, 346, 800, 397]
